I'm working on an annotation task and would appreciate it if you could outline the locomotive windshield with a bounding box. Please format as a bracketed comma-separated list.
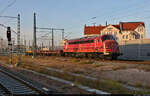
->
[102, 35, 115, 41]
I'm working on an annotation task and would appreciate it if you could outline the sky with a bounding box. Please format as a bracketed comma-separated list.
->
[0, 0, 150, 46]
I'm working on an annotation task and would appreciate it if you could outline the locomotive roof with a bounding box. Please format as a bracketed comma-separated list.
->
[68, 36, 98, 41]
[66, 35, 112, 42]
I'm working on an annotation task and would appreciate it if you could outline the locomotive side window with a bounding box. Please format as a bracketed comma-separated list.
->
[69, 40, 94, 44]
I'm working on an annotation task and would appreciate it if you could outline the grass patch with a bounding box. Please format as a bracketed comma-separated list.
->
[134, 82, 144, 88]
[116, 79, 128, 84]
[112, 66, 126, 71]
[138, 65, 150, 72]
[73, 70, 84, 74]
[72, 58, 80, 63]
[92, 63, 105, 68]
[80, 60, 94, 64]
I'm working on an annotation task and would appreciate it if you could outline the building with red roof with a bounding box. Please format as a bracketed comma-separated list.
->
[84, 22, 145, 40]
[84, 24, 106, 36]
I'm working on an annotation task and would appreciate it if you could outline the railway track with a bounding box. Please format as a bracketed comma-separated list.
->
[0, 84, 8, 96]
[0, 68, 48, 95]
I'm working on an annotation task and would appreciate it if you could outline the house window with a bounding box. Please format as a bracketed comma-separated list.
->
[139, 28, 141, 32]
[114, 32, 117, 36]
[107, 28, 113, 31]
[126, 35, 128, 39]
[138, 27, 143, 32]
[122, 35, 125, 39]
[116, 37, 119, 40]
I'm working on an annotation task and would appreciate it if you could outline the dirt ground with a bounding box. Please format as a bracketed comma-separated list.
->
[1, 55, 150, 93]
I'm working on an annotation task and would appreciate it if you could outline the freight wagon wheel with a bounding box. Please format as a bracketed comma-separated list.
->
[72, 53, 76, 57]
[90, 53, 95, 58]
[63, 53, 66, 57]
[85, 53, 88, 58]
[95, 53, 100, 58]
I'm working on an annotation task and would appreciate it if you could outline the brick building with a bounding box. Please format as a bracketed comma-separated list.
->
[84, 22, 145, 40]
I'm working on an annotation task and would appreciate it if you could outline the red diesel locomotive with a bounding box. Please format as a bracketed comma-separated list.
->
[63, 35, 121, 59]
[25, 35, 121, 59]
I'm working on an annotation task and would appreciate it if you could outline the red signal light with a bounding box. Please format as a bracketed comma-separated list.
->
[7, 27, 11, 42]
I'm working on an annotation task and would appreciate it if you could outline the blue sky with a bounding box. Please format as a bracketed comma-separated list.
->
[0, 0, 150, 45]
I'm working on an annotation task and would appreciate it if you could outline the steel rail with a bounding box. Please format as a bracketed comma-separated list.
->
[0, 82, 12, 95]
[0, 68, 48, 95]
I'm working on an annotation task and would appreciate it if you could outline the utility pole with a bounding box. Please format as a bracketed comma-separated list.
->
[33, 13, 37, 58]
[42, 42, 43, 50]
[17, 14, 21, 66]
[29, 40, 30, 50]
[52, 28, 54, 50]
[12, 39, 15, 52]
[0, 39, 3, 53]
[48, 40, 50, 50]
[24, 35, 26, 53]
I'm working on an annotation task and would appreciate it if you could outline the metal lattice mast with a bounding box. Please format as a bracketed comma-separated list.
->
[51, 28, 54, 50]
[17, 14, 21, 65]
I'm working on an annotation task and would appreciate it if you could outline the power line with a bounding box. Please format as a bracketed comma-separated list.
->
[0, 24, 17, 34]
[0, 0, 16, 15]
[96, 0, 150, 22]
[2, 18, 12, 24]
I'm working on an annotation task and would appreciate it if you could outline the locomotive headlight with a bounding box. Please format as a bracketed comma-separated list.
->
[106, 46, 110, 49]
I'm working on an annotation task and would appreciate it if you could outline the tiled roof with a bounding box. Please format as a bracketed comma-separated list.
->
[84, 22, 145, 35]
[84, 25, 106, 35]
[112, 25, 120, 30]
[120, 22, 145, 31]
